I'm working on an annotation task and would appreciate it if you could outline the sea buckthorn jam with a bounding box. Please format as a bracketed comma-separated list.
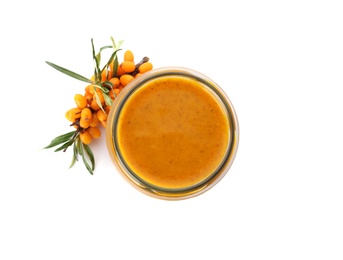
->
[106, 67, 239, 200]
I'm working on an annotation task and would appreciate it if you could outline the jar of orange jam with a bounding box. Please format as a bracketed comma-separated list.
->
[106, 67, 239, 200]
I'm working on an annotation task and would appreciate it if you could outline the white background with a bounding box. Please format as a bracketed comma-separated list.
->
[1, 0, 342, 259]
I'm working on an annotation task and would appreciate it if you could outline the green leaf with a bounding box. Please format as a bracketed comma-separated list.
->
[103, 92, 113, 106]
[109, 37, 123, 78]
[77, 137, 83, 155]
[69, 156, 77, 169]
[95, 52, 101, 69]
[91, 39, 101, 81]
[46, 61, 93, 84]
[100, 81, 113, 94]
[93, 67, 100, 83]
[44, 131, 75, 149]
[102, 81, 113, 89]
[101, 48, 121, 73]
[54, 139, 75, 152]
[83, 144, 95, 171]
[90, 83, 108, 94]
[113, 56, 119, 77]
[117, 40, 124, 49]
[79, 143, 94, 175]
[69, 141, 79, 169]
[93, 90, 106, 113]
[99, 45, 113, 52]
[92, 41, 113, 83]
[110, 36, 116, 49]
[111, 37, 124, 50]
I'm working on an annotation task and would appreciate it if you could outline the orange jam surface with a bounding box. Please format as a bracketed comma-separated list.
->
[117, 76, 229, 189]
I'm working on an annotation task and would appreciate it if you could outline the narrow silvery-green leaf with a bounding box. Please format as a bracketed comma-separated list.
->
[93, 90, 106, 113]
[102, 81, 113, 89]
[93, 44, 112, 81]
[69, 156, 77, 169]
[77, 136, 82, 155]
[113, 56, 119, 77]
[94, 61, 100, 81]
[44, 131, 75, 149]
[110, 37, 116, 49]
[80, 144, 93, 175]
[104, 67, 109, 81]
[54, 139, 74, 152]
[91, 39, 101, 81]
[93, 67, 99, 82]
[46, 61, 92, 84]
[95, 52, 101, 68]
[101, 49, 121, 74]
[83, 144, 95, 171]
[73, 139, 79, 158]
[111, 37, 124, 52]
[69, 143, 77, 169]
[96, 83, 109, 94]
[111, 37, 124, 50]
[96, 45, 113, 81]
[116, 40, 124, 49]
[99, 45, 113, 52]
[90, 83, 107, 93]
[103, 93, 113, 106]
[91, 38, 96, 61]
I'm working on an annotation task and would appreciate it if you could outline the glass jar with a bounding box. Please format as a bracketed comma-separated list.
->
[106, 67, 239, 200]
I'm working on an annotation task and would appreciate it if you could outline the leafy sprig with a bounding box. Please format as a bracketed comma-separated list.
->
[43, 130, 95, 174]
[46, 36, 123, 112]
[43, 37, 123, 174]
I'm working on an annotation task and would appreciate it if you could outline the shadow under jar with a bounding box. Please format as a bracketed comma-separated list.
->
[106, 67, 239, 200]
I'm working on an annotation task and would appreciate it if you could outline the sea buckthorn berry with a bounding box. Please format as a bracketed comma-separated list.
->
[89, 112, 100, 127]
[139, 62, 153, 73]
[109, 77, 120, 88]
[100, 120, 107, 128]
[80, 108, 93, 128]
[97, 109, 107, 122]
[80, 117, 91, 129]
[81, 107, 92, 120]
[84, 92, 93, 104]
[101, 69, 112, 82]
[134, 73, 142, 78]
[65, 112, 73, 122]
[120, 74, 134, 87]
[109, 89, 114, 99]
[80, 131, 92, 145]
[65, 108, 82, 122]
[87, 126, 101, 139]
[109, 88, 121, 99]
[105, 105, 111, 114]
[116, 65, 125, 76]
[65, 112, 74, 122]
[113, 88, 120, 97]
[74, 94, 87, 109]
[90, 99, 101, 111]
[120, 61, 135, 73]
[86, 85, 96, 95]
[124, 50, 134, 62]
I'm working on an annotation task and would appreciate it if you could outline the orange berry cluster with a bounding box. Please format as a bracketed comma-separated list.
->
[44, 37, 153, 175]
[65, 50, 153, 145]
